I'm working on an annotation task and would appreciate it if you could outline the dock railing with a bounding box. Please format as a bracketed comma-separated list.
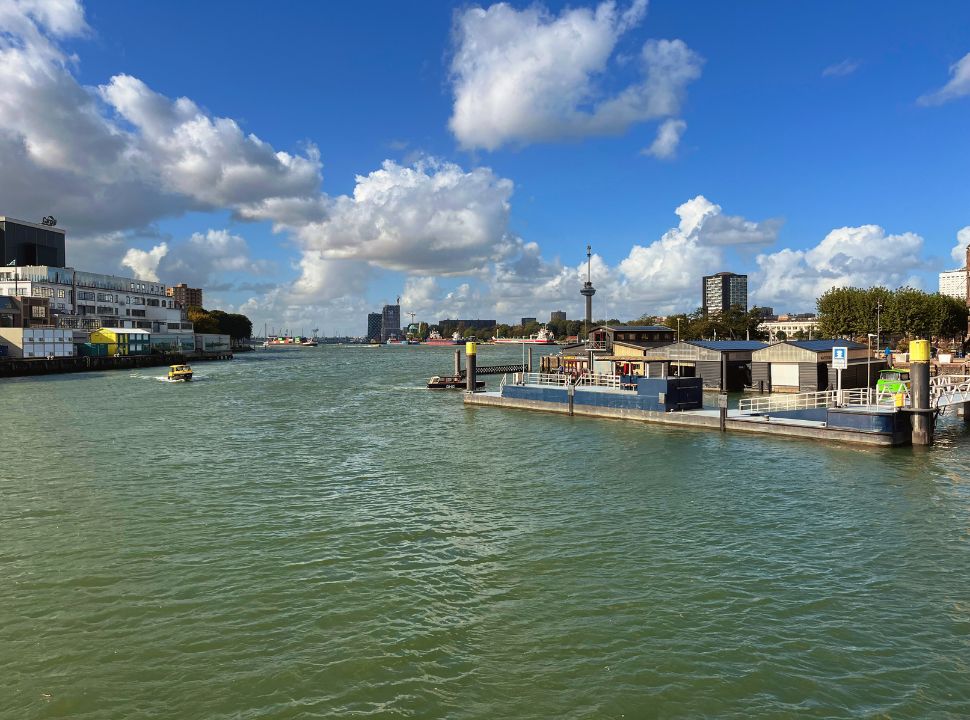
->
[739, 387, 914, 415]
[739, 390, 836, 414]
[575, 372, 622, 389]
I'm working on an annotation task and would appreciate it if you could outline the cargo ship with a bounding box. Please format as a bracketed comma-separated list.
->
[493, 326, 557, 345]
[424, 330, 462, 346]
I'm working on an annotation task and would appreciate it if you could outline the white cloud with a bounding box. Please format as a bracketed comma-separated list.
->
[122, 242, 169, 282]
[487, 195, 780, 318]
[0, 0, 322, 244]
[822, 59, 860, 77]
[291, 159, 517, 276]
[951, 226, 970, 267]
[918, 51, 970, 106]
[752, 225, 925, 310]
[643, 118, 686, 159]
[448, 0, 701, 150]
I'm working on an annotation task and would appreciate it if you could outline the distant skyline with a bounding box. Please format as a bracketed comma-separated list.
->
[1, 0, 969, 333]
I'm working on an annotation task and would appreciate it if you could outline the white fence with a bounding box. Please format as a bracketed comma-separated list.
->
[507, 371, 624, 390]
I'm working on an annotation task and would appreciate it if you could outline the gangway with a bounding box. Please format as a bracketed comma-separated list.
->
[737, 375, 970, 415]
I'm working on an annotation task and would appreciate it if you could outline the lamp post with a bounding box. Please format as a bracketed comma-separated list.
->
[867, 332, 877, 400]
[876, 301, 882, 357]
[677, 317, 681, 343]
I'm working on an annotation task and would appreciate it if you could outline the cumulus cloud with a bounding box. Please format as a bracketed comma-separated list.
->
[918, 51, 970, 106]
[122, 242, 169, 281]
[0, 0, 322, 245]
[291, 159, 517, 276]
[752, 225, 925, 310]
[951, 226, 970, 267]
[643, 118, 686, 159]
[486, 195, 780, 318]
[448, 0, 702, 150]
[822, 59, 860, 77]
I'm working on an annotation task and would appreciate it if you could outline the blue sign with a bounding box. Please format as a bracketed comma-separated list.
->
[833, 346, 848, 370]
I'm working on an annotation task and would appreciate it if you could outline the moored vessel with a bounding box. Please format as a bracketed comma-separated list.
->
[493, 325, 557, 345]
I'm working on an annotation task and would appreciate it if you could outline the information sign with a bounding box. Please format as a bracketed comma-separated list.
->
[833, 346, 848, 370]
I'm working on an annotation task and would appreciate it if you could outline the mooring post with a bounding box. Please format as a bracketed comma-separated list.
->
[719, 392, 728, 432]
[465, 342, 477, 393]
[527, 346, 533, 373]
[454, 348, 461, 377]
[910, 339, 933, 446]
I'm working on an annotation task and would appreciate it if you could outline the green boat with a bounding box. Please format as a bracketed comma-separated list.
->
[875, 368, 909, 394]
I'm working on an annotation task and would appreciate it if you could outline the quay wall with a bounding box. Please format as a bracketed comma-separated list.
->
[0, 352, 232, 378]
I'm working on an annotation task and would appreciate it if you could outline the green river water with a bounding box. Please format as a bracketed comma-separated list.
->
[2, 345, 969, 719]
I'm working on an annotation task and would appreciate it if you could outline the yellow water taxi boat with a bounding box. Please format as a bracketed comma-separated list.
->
[168, 364, 193, 382]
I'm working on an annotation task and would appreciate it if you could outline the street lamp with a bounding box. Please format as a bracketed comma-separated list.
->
[677, 317, 681, 343]
[876, 301, 882, 358]
[867, 332, 877, 400]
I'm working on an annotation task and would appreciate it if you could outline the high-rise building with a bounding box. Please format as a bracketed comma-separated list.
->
[702, 272, 747, 314]
[0, 216, 66, 267]
[939, 269, 968, 302]
[166, 283, 203, 309]
[520, 317, 537, 326]
[550, 310, 566, 323]
[381, 302, 401, 341]
[366, 312, 382, 342]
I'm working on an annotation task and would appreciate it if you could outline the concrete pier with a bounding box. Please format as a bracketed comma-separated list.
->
[0, 351, 232, 378]
[465, 391, 905, 446]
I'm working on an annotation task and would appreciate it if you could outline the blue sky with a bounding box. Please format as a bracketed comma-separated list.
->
[2, 0, 969, 333]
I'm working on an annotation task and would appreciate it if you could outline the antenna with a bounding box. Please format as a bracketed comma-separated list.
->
[586, 243, 592, 282]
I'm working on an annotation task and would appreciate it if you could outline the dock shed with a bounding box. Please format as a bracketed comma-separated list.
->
[639, 340, 767, 391]
[750, 339, 885, 393]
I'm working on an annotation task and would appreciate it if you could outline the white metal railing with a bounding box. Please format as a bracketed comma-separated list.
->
[520, 372, 573, 386]
[584, 340, 608, 350]
[738, 390, 836, 414]
[575, 372, 622, 389]
[931, 375, 970, 407]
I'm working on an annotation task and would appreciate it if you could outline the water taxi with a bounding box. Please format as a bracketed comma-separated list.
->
[876, 368, 909, 394]
[168, 364, 193, 382]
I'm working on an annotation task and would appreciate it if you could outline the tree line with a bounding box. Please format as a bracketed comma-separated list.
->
[187, 306, 253, 341]
[816, 286, 968, 342]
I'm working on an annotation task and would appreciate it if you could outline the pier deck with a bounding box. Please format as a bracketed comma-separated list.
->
[464, 391, 907, 446]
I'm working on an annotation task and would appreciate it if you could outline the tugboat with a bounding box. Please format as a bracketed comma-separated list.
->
[168, 363, 193, 382]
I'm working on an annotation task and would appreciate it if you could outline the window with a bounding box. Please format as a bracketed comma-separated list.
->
[31, 305, 46, 318]
[57, 289, 65, 298]
[78, 290, 95, 301]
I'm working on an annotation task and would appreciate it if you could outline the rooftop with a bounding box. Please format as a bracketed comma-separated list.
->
[0, 216, 66, 233]
[784, 339, 866, 351]
[688, 340, 768, 351]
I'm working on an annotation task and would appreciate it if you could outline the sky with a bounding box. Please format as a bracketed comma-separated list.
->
[1, 0, 969, 334]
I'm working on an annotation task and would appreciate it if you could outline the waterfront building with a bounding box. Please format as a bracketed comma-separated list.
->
[0, 216, 66, 267]
[0, 327, 74, 358]
[702, 271, 748, 314]
[586, 325, 674, 353]
[166, 283, 203, 309]
[939, 268, 968, 303]
[750, 339, 880, 393]
[366, 312, 382, 342]
[0, 265, 192, 335]
[757, 317, 819, 342]
[604, 340, 767, 391]
[550, 310, 566, 323]
[89, 327, 151, 356]
[381, 302, 401, 341]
